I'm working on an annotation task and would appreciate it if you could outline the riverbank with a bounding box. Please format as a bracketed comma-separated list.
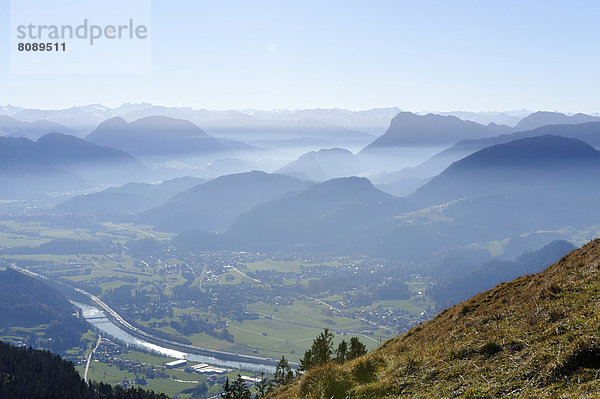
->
[73, 301, 278, 373]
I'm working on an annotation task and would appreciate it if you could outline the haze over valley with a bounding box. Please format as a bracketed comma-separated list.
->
[2, 102, 600, 397]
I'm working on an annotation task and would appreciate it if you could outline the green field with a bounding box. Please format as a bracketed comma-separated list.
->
[0, 220, 432, 394]
[78, 347, 251, 399]
[137, 296, 402, 362]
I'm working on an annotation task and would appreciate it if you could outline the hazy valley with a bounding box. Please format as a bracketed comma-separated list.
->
[2, 105, 600, 398]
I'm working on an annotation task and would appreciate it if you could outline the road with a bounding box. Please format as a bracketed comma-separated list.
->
[83, 334, 102, 382]
[198, 261, 209, 290]
[230, 266, 261, 283]
[72, 285, 284, 368]
[220, 265, 394, 336]
[16, 259, 392, 364]
[11, 265, 282, 368]
[106, 222, 155, 238]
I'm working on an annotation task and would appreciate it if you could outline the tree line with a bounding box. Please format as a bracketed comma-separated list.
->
[221, 329, 367, 398]
[0, 340, 169, 399]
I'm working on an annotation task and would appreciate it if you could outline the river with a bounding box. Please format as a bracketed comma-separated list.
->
[72, 301, 276, 373]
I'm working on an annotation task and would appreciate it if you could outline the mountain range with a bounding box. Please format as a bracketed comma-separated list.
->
[437, 110, 529, 127]
[4, 105, 600, 181]
[514, 111, 600, 131]
[0, 133, 149, 197]
[206, 118, 376, 150]
[180, 134, 600, 262]
[85, 115, 253, 157]
[266, 112, 600, 187]
[360, 112, 514, 150]
[0, 103, 554, 134]
[1, 104, 399, 135]
[376, 121, 600, 194]
[4, 103, 599, 147]
[0, 115, 78, 140]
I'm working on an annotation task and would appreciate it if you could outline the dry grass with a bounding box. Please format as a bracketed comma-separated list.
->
[271, 239, 600, 398]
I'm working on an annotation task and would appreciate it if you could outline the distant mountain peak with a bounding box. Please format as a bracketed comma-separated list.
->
[515, 111, 600, 131]
[0, 115, 78, 140]
[36, 131, 80, 142]
[86, 115, 230, 156]
[276, 147, 360, 181]
[317, 147, 353, 154]
[98, 116, 128, 128]
[320, 175, 374, 189]
[361, 111, 513, 150]
[130, 115, 207, 132]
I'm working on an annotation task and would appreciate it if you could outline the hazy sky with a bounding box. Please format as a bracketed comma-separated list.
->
[2, 0, 600, 112]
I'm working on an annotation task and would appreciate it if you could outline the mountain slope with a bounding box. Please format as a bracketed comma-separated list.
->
[0, 133, 146, 172]
[0, 268, 80, 329]
[0, 268, 89, 354]
[344, 135, 600, 263]
[360, 112, 513, 150]
[56, 176, 206, 216]
[226, 177, 413, 252]
[0, 115, 78, 139]
[36, 133, 150, 184]
[140, 171, 311, 232]
[36, 133, 140, 165]
[272, 239, 600, 398]
[431, 240, 576, 308]
[410, 135, 600, 207]
[276, 148, 362, 181]
[0, 136, 57, 171]
[0, 340, 169, 399]
[0, 134, 149, 196]
[86, 115, 251, 157]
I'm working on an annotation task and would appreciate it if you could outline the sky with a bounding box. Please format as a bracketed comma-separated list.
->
[1, 0, 600, 113]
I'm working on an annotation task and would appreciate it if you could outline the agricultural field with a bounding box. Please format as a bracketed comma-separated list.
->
[0, 219, 433, 381]
[76, 347, 238, 399]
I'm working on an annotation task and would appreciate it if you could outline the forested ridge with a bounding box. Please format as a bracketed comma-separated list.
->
[0, 267, 89, 354]
[0, 340, 169, 399]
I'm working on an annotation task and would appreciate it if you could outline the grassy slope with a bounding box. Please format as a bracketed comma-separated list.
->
[272, 239, 600, 398]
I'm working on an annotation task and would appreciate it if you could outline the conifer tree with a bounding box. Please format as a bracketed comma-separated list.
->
[274, 356, 294, 385]
[230, 374, 251, 399]
[299, 328, 335, 371]
[255, 372, 271, 398]
[221, 377, 233, 399]
[348, 336, 367, 360]
[335, 340, 348, 363]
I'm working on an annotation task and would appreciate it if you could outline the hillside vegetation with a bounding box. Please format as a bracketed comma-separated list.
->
[0, 268, 89, 354]
[431, 240, 576, 309]
[271, 239, 600, 398]
[0, 340, 168, 399]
